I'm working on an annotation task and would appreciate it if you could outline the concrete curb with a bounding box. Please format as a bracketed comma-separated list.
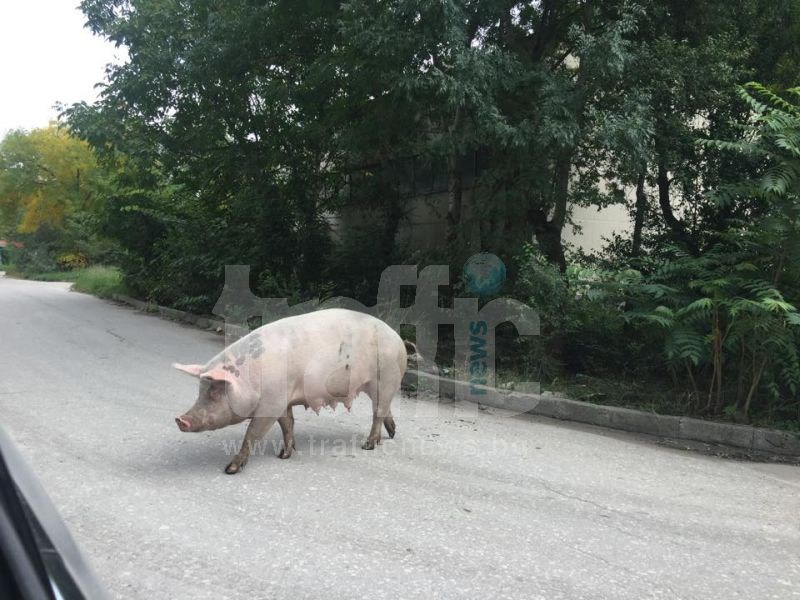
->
[111, 293, 249, 338]
[403, 369, 800, 457]
[110, 293, 800, 458]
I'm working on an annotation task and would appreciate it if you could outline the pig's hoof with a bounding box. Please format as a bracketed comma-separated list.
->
[225, 461, 243, 474]
[361, 440, 376, 450]
[278, 440, 295, 459]
[384, 418, 396, 439]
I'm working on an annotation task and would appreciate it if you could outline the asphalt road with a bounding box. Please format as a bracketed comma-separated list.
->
[1, 276, 799, 600]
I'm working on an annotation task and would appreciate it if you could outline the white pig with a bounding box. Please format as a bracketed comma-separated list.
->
[172, 308, 408, 474]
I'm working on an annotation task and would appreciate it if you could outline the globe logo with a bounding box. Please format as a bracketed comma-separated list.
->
[463, 253, 506, 296]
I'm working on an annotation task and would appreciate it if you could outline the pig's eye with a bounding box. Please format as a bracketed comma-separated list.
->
[208, 382, 228, 401]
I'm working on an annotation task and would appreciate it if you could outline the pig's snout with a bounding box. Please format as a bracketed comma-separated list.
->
[175, 416, 192, 432]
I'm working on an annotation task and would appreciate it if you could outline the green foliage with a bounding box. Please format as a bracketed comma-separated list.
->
[0, 126, 118, 272]
[72, 266, 126, 299]
[68, 0, 345, 311]
[607, 84, 800, 422]
[0, 125, 102, 234]
[513, 245, 654, 381]
[618, 241, 800, 419]
[31, 0, 800, 430]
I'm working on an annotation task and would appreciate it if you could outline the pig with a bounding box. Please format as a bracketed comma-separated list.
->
[172, 308, 408, 474]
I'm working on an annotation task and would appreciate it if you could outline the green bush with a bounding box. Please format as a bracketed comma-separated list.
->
[72, 266, 126, 299]
[511, 245, 656, 383]
[14, 230, 59, 274]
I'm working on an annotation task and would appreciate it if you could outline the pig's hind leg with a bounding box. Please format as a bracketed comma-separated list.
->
[277, 407, 296, 459]
[384, 413, 396, 439]
[225, 416, 278, 474]
[362, 378, 398, 450]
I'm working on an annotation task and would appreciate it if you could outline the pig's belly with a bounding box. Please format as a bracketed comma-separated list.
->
[289, 358, 371, 413]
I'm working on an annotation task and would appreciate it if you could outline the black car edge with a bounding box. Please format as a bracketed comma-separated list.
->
[0, 426, 108, 600]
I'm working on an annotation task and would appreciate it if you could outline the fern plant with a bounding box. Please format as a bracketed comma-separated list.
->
[618, 237, 800, 419]
[615, 84, 800, 422]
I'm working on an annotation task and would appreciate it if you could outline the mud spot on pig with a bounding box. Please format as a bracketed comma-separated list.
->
[248, 337, 265, 359]
[222, 364, 241, 378]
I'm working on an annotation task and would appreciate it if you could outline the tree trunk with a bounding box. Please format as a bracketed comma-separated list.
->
[446, 106, 465, 247]
[735, 353, 767, 422]
[632, 170, 647, 256]
[532, 221, 566, 272]
[529, 152, 571, 272]
[298, 194, 322, 287]
[657, 162, 699, 255]
[382, 189, 403, 265]
[703, 306, 724, 415]
[446, 154, 463, 247]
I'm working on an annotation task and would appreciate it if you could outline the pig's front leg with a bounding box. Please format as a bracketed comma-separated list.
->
[277, 407, 296, 459]
[362, 413, 384, 450]
[225, 416, 277, 475]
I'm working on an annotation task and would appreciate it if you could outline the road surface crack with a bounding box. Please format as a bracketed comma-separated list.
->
[106, 328, 126, 342]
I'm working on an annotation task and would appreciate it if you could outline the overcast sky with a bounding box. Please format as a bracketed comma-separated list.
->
[0, 0, 123, 137]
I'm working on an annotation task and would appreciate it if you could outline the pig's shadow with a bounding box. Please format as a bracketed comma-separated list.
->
[155, 420, 374, 473]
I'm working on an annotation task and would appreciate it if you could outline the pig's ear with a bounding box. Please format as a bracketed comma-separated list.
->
[199, 367, 238, 386]
[172, 363, 205, 377]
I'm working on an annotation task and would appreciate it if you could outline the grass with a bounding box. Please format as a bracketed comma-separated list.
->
[71, 266, 127, 298]
[11, 265, 127, 298]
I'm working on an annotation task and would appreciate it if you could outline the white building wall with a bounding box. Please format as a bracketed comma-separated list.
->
[563, 203, 630, 253]
[332, 186, 633, 255]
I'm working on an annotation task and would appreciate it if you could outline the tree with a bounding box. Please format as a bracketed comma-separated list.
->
[619, 84, 800, 421]
[338, 1, 645, 270]
[68, 0, 800, 301]
[596, 0, 800, 261]
[71, 0, 346, 306]
[0, 125, 101, 234]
